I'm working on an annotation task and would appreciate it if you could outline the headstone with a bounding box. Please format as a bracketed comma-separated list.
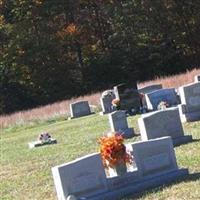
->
[108, 111, 134, 138]
[145, 88, 179, 111]
[113, 83, 141, 112]
[138, 84, 162, 94]
[128, 137, 178, 177]
[178, 82, 200, 122]
[194, 74, 200, 82]
[138, 107, 192, 146]
[52, 139, 189, 200]
[52, 153, 108, 200]
[70, 101, 93, 119]
[100, 90, 115, 115]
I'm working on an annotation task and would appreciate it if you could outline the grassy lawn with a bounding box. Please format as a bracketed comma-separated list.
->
[1, 113, 200, 200]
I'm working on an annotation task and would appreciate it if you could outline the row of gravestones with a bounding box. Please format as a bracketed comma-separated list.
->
[52, 75, 199, 199]
[69, 75, 200, 124]
[52, 137, 189, 200]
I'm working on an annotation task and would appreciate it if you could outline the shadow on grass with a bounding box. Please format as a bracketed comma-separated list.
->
[123, 172, 200, 200]
[175, 138, 200, 147]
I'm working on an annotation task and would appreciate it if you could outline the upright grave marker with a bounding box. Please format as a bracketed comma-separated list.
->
[100, 90, 115, 115]
[178, 82, 200, 122]
[52, 153, 108, 200]
[52, 137, 189, 200]
[194, 74, 200, 82]
[108, 110, 134, 138]
[70, 101, 93, 119]
[138, 107, 193, 146]
[114, 83, 141, 113]
[145, 88, 179, 111]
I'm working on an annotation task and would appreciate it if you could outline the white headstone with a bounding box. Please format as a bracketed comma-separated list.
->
[52, 153, 108, 200]
[70, 101, 92, 118]
[178, 82, 200, 122]
[127, 137, 178, 177]
[138, 108, 184, 140]
[194, 74, 200, 83]
[145, 88, 179, 110]
[108, 111, 134, 138]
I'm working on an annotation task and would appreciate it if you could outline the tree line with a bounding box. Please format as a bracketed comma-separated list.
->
[0, 0, 200, 114]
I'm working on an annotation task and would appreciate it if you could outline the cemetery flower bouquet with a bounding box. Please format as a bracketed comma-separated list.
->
[99, 133, 132, 169]
[157, 101, 169, 110]
[38, 133, 51, 143]
[112, 99, 120, 110]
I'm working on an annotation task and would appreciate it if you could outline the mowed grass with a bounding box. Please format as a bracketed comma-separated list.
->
[0, 114, 200, 200]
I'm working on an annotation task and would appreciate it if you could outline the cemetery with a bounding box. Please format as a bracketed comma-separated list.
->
[1, 74, 200, 200]
[1, 0, 200, 198]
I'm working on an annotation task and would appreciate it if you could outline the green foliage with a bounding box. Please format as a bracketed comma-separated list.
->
[1, 0, 200, 114]
[0, 114, 200, 199]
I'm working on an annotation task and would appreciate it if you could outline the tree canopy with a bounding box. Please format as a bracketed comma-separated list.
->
[0, 0, 200, 114]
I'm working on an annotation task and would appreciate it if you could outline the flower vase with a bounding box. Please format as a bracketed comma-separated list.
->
[108, 162, 127, 177]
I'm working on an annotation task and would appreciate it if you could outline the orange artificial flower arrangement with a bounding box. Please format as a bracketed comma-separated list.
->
[112, 99, 120, 107]
[99, 133, 133, 169]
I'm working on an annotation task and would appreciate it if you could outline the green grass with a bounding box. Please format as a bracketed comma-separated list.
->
[1, 114, 200, 200]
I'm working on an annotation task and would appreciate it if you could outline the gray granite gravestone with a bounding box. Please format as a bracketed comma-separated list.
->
[70, 101, 93, 119]
[114, 83, 141, 112]
[178, 82, 200, 122]
[138, 107, 192, 146]
[52, 153, 108, 200]
[52, 137, 188, 200]
[138, 84, 162, 94]
[108, 110, 134, 138]
[145, 88, 179, 111]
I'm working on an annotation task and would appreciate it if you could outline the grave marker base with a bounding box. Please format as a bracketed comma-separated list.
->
[28, 138, 57, 149]
[82, 168, 188, 200]
[68, 112, 95, 120]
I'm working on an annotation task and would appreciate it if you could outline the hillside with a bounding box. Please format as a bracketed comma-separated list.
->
[1, 69, 200, 200]
[1, 113, 200, 200]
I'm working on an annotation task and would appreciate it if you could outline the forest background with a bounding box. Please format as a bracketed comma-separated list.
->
[1, 0, 200, 114]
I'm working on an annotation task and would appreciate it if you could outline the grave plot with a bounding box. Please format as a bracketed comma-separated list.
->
[69, 101, 94, 119]
[52, 137, 188, 200]
[145, 88, 179, 111]
[138, 107, 193, 146]
[108, 110, 135, 139]
[113, 83, 141, 114]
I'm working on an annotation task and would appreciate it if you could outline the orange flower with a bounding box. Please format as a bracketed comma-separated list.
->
[98, 133, 133, 168]
[112, 99, 120, 106]
[65, 23, 77, 35]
